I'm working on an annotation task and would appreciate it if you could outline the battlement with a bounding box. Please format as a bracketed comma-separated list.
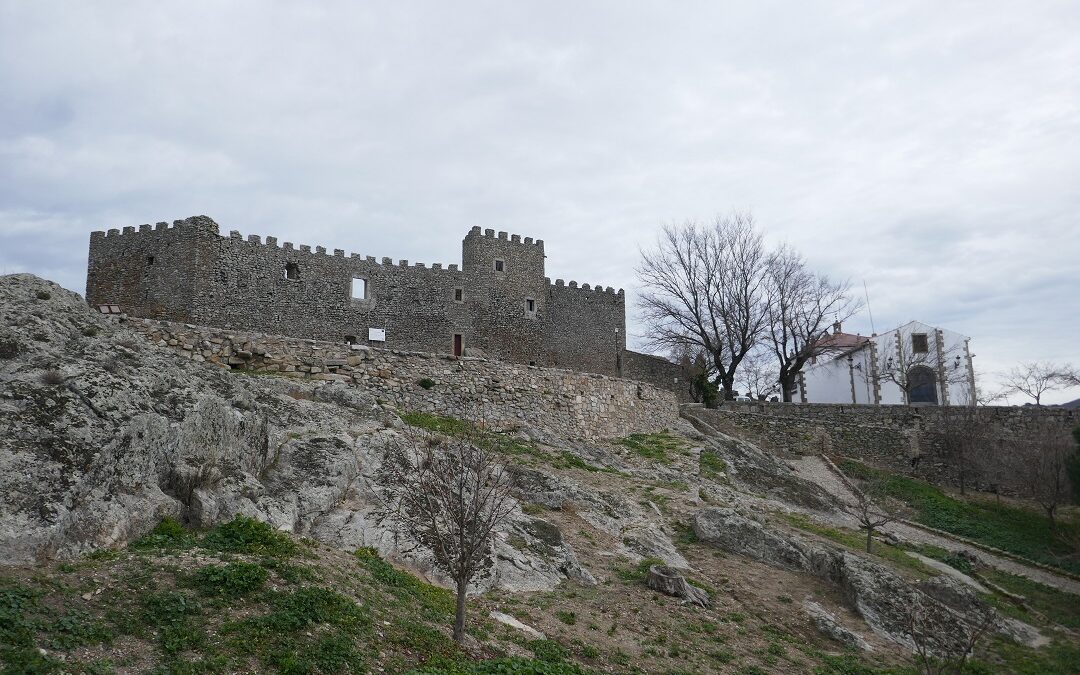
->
[90, 215, 221, 241]
[548, 278, 623, 296]
[223, 220, 472, 272]
[466, 225, 543, 248]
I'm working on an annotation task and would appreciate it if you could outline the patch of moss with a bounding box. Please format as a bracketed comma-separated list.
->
[617, 431, 687, 463]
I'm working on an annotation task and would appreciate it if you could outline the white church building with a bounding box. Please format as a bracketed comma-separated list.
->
[798, 321, 976, 406]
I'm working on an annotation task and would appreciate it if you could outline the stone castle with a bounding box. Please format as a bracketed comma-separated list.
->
[86, 216, 684, 390]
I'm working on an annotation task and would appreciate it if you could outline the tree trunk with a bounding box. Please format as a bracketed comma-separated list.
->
[1047, 506, 1057, 532]
[453, 578, 467, 643]
[779, 372, 796, 403]
[865, 527, 873, 553]
[645, 565, 710, 608]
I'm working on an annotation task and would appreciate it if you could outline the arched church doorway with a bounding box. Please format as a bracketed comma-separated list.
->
[907, 365, 938, 404]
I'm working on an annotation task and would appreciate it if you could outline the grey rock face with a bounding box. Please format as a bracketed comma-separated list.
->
[0, 274, 600, 592]
[691, 507, 1040, 653]
[803, 600, 873, 651]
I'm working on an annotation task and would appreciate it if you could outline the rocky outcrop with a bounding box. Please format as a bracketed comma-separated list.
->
[803, 600, 873, 651]
[0, 274, 597, 592]
[691, 507, 1040, 653]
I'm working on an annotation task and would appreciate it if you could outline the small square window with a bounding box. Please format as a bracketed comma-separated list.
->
[454, 288, 463, 302]
[351, 278, 368, 300]
[912, 333, 929, 354]
[526, 298, 535, 312]
[494, 259, 505, 273]
[285, 262, 300, 280]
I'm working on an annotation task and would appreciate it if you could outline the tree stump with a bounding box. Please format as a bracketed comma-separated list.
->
[645, 564, 710, 608]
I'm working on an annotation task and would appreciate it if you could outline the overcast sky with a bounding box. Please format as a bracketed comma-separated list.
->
[1, 2, 1077, 403]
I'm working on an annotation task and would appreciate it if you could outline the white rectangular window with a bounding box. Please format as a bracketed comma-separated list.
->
[351, 278, 368, 300]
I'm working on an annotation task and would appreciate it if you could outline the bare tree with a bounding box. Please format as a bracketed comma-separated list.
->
[846, 479, 909, 553]
[736, 347, 781, 401]
[763, 245, 860, 402]
[637, 213, 770, 401]
[1010, 424, 1073, 531]
[905, 596, 995, 675]
[375, 433, 517, 642]
[997, 361, 1076, 405]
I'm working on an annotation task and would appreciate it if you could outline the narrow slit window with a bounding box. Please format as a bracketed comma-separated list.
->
[454, 287, 463, 302]
[351, 278, 368, 300]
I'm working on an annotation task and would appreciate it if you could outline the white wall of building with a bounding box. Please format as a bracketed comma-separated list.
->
[800, 320, 975, 406]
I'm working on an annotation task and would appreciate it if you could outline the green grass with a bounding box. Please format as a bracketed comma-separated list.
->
[978, 568, 1080, 630]
[617, 431, 687, 463]
[780, 513, 938, 578]
[700, 450, 727, 479]
[839, 459, 1080, 574]
[355, 547, 455, 620]
[399, 411, 542, 459]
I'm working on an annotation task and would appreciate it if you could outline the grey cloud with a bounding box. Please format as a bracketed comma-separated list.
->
[1, 1, 1077, 402]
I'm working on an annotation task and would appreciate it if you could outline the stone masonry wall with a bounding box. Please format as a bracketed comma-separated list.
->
[692, 402, 1080, 494]
[123, 317, 679, 440]
[622, 350, 692, 402]
[86, 216, 672, 386]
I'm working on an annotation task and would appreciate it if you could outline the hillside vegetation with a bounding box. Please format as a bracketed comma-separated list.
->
[1, 273, 1078, 674]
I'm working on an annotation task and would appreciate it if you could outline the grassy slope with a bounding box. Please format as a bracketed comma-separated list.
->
[838, 459, 1080, 575]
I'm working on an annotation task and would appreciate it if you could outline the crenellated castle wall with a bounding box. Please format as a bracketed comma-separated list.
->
[86, 216, 686, 388]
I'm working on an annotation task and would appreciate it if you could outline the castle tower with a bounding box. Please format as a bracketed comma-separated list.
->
[460, 227, 547, 364]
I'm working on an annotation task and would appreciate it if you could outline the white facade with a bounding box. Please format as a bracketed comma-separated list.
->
[799, 321, 976, 406]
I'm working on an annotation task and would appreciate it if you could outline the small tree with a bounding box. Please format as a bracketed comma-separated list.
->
[637, 213, 771, 401]
[905, 596, 995, 675]
[1011, 425, 1073, 531]
[762, 244, 859, 401]
[937, 407, 985, 496]
[375, 433, 517, 642]
[846, 479, 908, 553]
[997, 361, 1076, 405]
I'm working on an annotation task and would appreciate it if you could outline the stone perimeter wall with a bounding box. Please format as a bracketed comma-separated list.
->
[692, 402, 1080, 494]
[123, 317, 679, 440]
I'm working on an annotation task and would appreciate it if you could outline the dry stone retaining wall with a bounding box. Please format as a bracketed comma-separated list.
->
[124, 317, 679, 440]
[691, 402, 1080, 494]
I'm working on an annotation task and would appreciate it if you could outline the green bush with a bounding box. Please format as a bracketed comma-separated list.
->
[201, 516, 297, 557]
[529, 639, 569, 663]
[142, 590, 204, 654]
[131, 517, 196, 551]
[191, 562, 268, 598]
[411, 657, 589, 674]
[418, 378, 437, 390]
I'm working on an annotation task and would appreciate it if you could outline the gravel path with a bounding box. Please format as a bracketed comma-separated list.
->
[788, 456, 1080, 596]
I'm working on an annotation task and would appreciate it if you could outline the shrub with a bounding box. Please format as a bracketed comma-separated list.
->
[35, 290, 51, 300]
[39, 370, 65, 385]
[529, 639, 569, 663]
[131, 517, 196, 551]
[141, 590, 204, 654]
[417, 377, 436, 390]
[555, 610, 576, 625]
[191, 562, 268, 597]
[81, 325, 100, 337]
[202, 516, 297, 557]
